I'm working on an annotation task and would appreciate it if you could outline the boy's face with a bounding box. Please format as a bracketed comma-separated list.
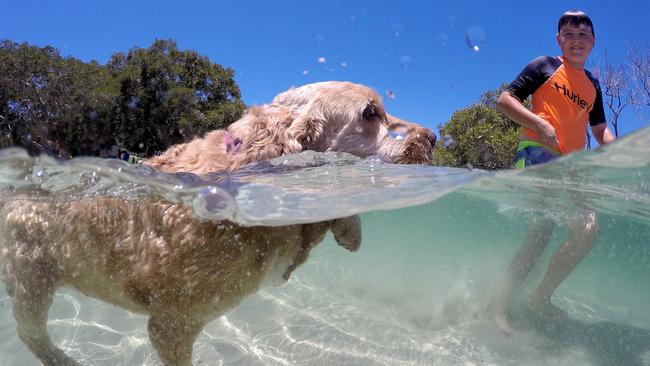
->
[556, 23, 595, 68]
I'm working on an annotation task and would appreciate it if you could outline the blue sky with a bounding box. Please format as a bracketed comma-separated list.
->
[3, 0, 649, 138]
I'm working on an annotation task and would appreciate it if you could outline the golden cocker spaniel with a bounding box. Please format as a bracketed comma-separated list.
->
[1, 81, 435, 366]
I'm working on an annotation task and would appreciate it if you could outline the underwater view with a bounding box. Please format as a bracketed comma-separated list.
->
[0, 126, 648, 366]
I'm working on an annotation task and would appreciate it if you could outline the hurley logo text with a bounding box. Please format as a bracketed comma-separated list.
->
[553, 82, 593, 112]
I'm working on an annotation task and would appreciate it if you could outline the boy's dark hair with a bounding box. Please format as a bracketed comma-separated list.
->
[558, 10, 595, 36]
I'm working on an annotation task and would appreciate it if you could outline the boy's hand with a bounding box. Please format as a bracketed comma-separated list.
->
[537, 121, 560, 149]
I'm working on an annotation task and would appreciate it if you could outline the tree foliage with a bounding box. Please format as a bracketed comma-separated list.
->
[0, 39, 245, 157]
[433, 86, 520, 170]
[0, 40, 107, 154]
[587, 46, 650, 147]
[105, 39, 245, 155]
[597, 51, 638, 139]
[630, 46, 650, 108]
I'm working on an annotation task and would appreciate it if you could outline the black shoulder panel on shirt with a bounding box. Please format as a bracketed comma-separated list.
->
[584, 69, 607, 126]
[506, 56, 561, 102]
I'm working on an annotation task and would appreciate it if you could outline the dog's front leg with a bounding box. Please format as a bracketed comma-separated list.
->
[282, 222, 331, 280]
[9, 260, 79, 366]
[147, 311, 204, 366]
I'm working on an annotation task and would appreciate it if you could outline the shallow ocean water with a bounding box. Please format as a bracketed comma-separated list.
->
[0, 127, 649, 366]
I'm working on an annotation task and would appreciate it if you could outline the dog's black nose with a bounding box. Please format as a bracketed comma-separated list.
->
[427, 132, 437, 147]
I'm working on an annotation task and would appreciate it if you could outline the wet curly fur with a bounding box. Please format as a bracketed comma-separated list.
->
[0, 81, 435, 366]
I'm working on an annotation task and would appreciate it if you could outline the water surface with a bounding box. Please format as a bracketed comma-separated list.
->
[0, 127, 649, 366]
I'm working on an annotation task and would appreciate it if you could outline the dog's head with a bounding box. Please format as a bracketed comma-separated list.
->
[227, 81, 435, 169]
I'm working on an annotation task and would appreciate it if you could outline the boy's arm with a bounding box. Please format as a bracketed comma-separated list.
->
[496, 91, 560, 149]
[589, 78, 614, 146]
[591, 123, 615, 145]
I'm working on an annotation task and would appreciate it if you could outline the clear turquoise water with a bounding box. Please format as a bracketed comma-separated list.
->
[0, 127, 648, 365]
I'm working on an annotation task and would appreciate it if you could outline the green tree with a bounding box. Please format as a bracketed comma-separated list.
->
[105, 39, 245, 156]
[0, 40, 109, 156]
[434, 86, 521, 170]
[0, 39, 246, 158]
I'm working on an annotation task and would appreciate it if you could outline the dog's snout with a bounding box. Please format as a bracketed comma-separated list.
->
[412, 127, 437, 148]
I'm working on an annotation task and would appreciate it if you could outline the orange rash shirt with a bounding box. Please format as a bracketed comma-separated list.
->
[506, 56, 607, 154]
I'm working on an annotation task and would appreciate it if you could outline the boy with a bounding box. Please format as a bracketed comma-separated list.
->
[490, 10, 615, 335]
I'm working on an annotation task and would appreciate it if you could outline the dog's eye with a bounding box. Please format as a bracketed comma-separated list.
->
[363, 104, 379, 120]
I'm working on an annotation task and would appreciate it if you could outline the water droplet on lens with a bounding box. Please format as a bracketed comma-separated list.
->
[593, 67, 601, 79]
[465, 25, 485, 52]
[441, 134, 454, 147]
[436, 32, 449, 47]
[368, 156, 384, 165]
[388, 130, 406, 140]
[392, 23, 404, 37]
[389, 124, 409, 139]
[399, 55, 412, 69]
[195, 186, 230, 217]
[31, 168, 49, 184]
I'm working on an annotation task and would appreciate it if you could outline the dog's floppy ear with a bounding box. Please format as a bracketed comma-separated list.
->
[331, 215, 362, 252]
[285, 105, 326, 151]
[228, 105, 313, 170]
